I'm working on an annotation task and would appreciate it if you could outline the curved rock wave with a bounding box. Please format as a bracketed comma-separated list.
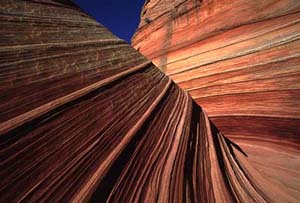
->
[133, 0, 300, 201]
[0, 0, 299, 202]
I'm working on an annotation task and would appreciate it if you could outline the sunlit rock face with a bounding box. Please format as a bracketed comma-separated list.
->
[133, 0, 300, 201]
[1, 0, 299, 203]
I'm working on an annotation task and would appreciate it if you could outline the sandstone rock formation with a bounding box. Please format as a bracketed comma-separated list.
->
[0, 0, 299, 203]
[133, 0, 300, 201]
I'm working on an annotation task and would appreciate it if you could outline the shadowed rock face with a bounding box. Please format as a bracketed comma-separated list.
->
[0, 0, 299, 203]
[133, 0, 300, 201]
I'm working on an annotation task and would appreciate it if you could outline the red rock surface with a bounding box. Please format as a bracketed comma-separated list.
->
[0, 0, 299, 203]
[133, 0, 300, 201]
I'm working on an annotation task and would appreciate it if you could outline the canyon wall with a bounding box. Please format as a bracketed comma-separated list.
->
[0, 0, 299, 202]
[133, 1, 300, 200]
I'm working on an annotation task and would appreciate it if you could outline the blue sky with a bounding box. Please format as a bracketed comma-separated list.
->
[73, 0, 145, 43]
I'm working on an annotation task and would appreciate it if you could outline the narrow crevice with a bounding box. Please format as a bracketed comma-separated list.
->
[90, 83, 173, 202]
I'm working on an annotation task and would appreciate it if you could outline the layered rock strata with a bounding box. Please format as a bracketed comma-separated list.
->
[0, 0, 299, 203]
[133, 0, 300, 200]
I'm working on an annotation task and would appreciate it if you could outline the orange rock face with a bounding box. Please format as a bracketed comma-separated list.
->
[1, 0, 300, 202]
[133, 0, 300, 201]
[0, 1, 253, 202]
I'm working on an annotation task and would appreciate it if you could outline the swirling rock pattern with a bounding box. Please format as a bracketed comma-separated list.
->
[133, 0, 300, 201]
[0, 0, 299, 203]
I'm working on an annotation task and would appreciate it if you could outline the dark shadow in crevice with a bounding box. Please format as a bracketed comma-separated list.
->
[223, 135, 248, 157]
[183, 102, 199, 203]
[210, 121, 238, 203]
[209, 121, 248, 158]
[90, 83, 174, 202]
